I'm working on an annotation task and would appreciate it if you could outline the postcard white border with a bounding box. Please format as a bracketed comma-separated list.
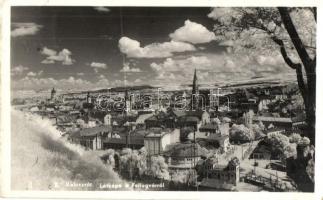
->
[1, 0, 323, 200]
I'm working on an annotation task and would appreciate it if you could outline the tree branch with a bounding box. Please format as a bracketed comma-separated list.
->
[271, 35, 307, 102]
[278, 7, 313, 73]
[312, 7, 317, 22]
[272, 36, 300, 70]
[295, 66, 308, 105]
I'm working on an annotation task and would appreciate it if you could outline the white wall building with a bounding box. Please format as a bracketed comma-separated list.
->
[144, 129, 180, 155]
[104, 114, 112, 125]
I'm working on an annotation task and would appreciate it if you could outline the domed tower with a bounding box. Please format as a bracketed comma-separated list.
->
[50, 87, 56, 100]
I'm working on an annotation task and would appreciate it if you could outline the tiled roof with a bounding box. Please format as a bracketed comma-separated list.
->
[253, 116, 292, 123]
[164, 142, 206, 158]
[69, 125, 112, 138]
[102, 135, 144, 145]
[145, 132, 168, 138]
[145, 115, 158, 121]
[213, 165, 227, 170]
[291, 114, 306, 122]
[208, 134, 229, 142]
[171, 111, 186, 117]
[228, 157, 240, 167]
[199, 123, 218, 130]
[178, 116, 200, 123]
[144, 128, 174, 138]
[136, 113, 154, 124]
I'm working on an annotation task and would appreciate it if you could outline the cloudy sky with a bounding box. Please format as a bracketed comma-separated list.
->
[11, 7, 295, 91]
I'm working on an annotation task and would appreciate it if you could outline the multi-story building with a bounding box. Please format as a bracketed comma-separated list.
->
[144, 128, 180, 155]
[163, 142, 206, 170]
[68, 125, 112, 150]
[197, 157, 240, 187]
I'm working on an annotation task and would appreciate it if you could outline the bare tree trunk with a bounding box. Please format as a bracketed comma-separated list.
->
[278, 7, 316, 144]
[305, 65, 316, 144]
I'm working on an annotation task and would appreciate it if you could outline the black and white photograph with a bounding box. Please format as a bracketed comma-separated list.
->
[2, 2, 319, 196]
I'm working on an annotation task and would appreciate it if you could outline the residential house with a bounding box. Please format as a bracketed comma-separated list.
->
[163, 142, 207, 170]
[196, 157, 240, 187]
[68, 125, 112, 150]
[197, 123, 230, 152]
[99, 125, 145, 150]
[144, 111, 176, 129]
[175, 110, 210, 130]
[144, 128, 180, 155]
[253, 114, 306, 131]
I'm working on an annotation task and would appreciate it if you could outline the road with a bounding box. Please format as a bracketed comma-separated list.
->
[216, 141, 296, 191]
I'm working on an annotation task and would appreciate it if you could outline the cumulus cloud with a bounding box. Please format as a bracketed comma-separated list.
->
[98, 74, 106, 79]
[12, 75, 121, 91]
[40, 47, 75, 65]
[156, 72, 177, 80]
[41, 59, 55, 64]
[120, 63, 141, 73]
[90, 62, 107, 73]
[26, 70, 43, 77]
[11, 22, 43, 37]
[11, 65, 29, 76]
[27, 71, 37, 77]
[94, 74, 110, 87]
[207, 8, 243, 26]
[41, 47, 57, 56]
[91, 62, 107, 69]
[149, 52, 293, 86]
[150, 56, 212, 73]
[13, 76, 92, 91]
[169, 20, 216, 44]
[94, 7, 110, 13]
[150, 56, 213, 84]
[134, 78, 142, 83]
[118, 37, 196, 58]
[255, 54, 284, 66]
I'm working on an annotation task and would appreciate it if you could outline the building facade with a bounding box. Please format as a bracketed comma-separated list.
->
[144, 128, 180, 155]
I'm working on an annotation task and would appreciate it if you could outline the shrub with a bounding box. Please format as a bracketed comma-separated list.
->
[229, 124, 255, 142]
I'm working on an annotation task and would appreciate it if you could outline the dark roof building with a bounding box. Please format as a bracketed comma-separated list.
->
[68, 125, 112, 138]
[68, 125, 112, 150]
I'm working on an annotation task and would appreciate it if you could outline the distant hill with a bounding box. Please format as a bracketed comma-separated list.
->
[62, 85, 156, 95]
[93, 85, 155, 93]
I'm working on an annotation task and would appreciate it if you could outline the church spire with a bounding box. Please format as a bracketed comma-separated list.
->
[192, 68, 198, 95]
[191, 69, 199, 110]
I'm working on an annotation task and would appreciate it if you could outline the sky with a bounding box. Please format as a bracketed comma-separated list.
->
[10, 6, 297, 92]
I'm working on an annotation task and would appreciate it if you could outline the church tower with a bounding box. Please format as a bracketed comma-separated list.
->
[191, 69, 199, 110]
[124, 89, 131, 115]
[86, 92, 91, 104]
[50, 87, 56, 100]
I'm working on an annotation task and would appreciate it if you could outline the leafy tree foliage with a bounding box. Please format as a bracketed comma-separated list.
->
[266, 132, 297, 159]
[229, 124, 255, 142]
[208, 7, 316, 142]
